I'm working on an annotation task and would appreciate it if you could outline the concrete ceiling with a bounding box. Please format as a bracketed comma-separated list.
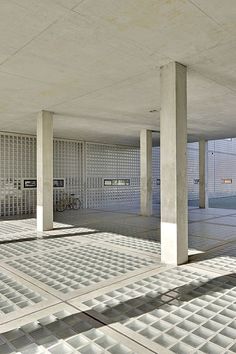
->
[0, 0, 236, 145]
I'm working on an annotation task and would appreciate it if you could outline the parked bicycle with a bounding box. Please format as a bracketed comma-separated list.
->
[56, 192, 82, 212]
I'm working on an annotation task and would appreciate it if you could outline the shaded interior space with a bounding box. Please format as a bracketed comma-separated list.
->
[1, 0, 236, 353]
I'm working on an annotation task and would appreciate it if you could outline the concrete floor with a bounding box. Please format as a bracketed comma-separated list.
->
[0, 207, 235, 353]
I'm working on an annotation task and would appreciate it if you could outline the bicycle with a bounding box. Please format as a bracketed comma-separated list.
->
[56, 192, 82, 212]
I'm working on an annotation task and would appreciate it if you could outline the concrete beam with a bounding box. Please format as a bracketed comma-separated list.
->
[160, 62, 188, 265]
[140, 129, 152, 216]
[37, 110, 53, 232]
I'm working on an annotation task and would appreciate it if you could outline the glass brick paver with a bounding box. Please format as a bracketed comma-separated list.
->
[84, 233, 161, 255]
[75, 267, 236, 354]
[191, 241, 236, 275]
[0, 222, 33, 235]
[0, 237, 82, 261]
[0, 271, 45, 316]
[0, 222, 36, 242]
[0, 307, 145, 354]
[5, 244, 156, 295]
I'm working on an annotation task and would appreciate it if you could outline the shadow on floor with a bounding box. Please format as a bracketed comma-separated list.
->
[3, 272, 235, 352]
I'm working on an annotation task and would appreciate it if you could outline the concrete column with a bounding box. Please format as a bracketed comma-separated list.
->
[199, 139, 208, 208]
[37, 110, 53, 232]
[160, 62, 188, 265]
[140, 129, 152, 216]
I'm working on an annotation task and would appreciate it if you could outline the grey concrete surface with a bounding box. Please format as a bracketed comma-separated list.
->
[0, 2, 236, 144]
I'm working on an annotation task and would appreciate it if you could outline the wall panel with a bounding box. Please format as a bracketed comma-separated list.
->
[0, 133, 36, 217]
[53, 139, 84, 207]
[188, 142, 199, 201]
[0, 134, 84, 217]
[86, 143, 140, 209]
[1, 131, 236, 217]
[152, 147, 160, 205]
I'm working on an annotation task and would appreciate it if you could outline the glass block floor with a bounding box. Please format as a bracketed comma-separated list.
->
[0, 207, 235, 353]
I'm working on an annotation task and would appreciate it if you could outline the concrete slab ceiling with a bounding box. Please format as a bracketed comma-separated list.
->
[0, 0, 236, 145]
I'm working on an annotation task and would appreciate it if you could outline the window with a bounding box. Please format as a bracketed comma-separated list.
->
[104, 179, 130, 186]
[222, 178, 232, 184]
[23, 179, 37, 189]
[53, 179, 65, 189]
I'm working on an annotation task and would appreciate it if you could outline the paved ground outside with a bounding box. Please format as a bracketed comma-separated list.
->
[189, 196, 236, 209]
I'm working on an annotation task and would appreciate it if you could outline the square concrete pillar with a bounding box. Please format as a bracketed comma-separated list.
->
[160, 62, 188, 265]
[199, 139, 208, 208]
[140, 129, 152, 216]
[37, 110, 53, 232]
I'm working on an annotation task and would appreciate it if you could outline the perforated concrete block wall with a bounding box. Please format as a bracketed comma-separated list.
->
[53, 139, 84, 206]
[188, 142, 200, 201]
[152, 147, 160, 205]
[0, 133, 37, 216]
[86, 143, 140, 208]
[152, 143, 200, 204]
[1, 131, 236, 216]
[208, 139, 236, 198]
[0, 133, 84, 217]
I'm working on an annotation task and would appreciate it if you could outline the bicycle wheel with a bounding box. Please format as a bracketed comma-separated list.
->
[56, 200, 67, 212]
[66, 196, 74, 209]
[72, 198, 82, 210]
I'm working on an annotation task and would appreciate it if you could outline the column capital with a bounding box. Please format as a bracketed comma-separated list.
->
[38, 110, 54, 118]
[160, 61, 187, 71]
